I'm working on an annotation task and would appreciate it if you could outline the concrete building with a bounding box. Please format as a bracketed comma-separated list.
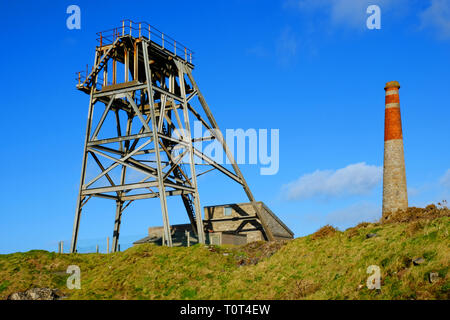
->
[382, 81, 408, 219]
[203, 202, 294, 242]
[134, 201, 294, 246]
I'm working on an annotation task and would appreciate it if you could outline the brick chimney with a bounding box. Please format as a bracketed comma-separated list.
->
[382, 81, 408, 219]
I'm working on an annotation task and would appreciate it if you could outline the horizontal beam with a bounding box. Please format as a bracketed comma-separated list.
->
[93, 83, 148, 98]
[91, 193, 119, 200]
[82, 181, 158, 195]
[121, 189, 193, 201]
[88, 132, 153, 146]
[164, 182, 196, 193]
[82, 178, 194, 196]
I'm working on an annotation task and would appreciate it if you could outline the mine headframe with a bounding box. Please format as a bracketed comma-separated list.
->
[71, 20, 274, 253]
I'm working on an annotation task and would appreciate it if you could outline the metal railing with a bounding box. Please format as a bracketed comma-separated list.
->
[75, 65, 106, 90]
[96, 19, 194, 63]
[76, 20, 194, 89]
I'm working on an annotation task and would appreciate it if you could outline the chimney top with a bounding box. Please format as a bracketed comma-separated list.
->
[385, 81, 400, 90]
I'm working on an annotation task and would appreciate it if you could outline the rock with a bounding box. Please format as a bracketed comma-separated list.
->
[7, 288, 63, 300]
[429, 272, 439, 283]
[366, 233, 378, 239]
[7, 292, 28, 300]
[412, 257, 425, 266]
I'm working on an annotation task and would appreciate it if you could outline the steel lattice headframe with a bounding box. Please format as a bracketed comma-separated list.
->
[71, 21, 274, 253]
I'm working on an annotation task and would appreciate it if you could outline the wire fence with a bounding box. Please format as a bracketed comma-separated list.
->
[53, 234, 146, 254]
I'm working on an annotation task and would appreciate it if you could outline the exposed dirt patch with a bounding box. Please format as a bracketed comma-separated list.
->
[382, 202, 450, 224]
[311, 225, 338, 240]
[234, 240, 288, 266]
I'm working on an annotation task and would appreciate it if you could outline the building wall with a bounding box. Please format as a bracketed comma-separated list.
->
[260, 203, 294, 239]
[135, 202, 293, 246]
[204, 202, 293, 243]
[209, 232, 247, 246]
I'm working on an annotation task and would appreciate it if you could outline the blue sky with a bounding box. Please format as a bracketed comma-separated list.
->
[0, 0, 449, 253]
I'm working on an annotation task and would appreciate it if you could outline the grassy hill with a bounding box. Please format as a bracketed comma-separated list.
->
[1, 206, 449, 300]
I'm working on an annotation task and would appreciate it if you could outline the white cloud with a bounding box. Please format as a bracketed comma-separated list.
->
[440, 169, 450, 188]
[420, 0, 450, 39]
[283, 162, 382, 200]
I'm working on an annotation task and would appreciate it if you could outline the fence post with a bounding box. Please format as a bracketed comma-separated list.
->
[96, 244, 99, 253]
[186, 231, 190, 247]
[107, 237, 110, 254]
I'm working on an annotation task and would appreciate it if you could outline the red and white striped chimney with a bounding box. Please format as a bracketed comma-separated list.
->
[382, 81, 408, 219]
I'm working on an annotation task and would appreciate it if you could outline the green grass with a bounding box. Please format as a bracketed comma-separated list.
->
[0, 217, 448, 300]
